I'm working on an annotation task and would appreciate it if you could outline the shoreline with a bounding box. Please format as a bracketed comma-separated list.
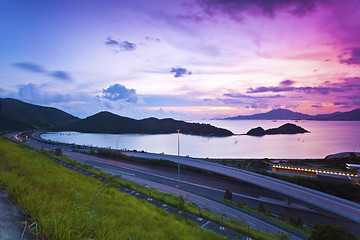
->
[32, 131, 328, 161]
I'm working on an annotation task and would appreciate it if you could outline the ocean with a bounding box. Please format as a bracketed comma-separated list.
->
[41, 120, 360, 159]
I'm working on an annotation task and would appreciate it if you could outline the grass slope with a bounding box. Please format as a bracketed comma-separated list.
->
[0, 98, 78, 131]
[0, 139, 222, 240]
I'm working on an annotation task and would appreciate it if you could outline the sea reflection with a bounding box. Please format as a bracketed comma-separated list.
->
[42, 120, 360, 159]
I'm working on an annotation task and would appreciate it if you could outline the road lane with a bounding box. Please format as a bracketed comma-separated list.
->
[15, 135, 360, 236]
[123, 151, 360, 223]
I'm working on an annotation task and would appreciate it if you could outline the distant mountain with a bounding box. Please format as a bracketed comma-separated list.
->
[225, 109, 311, 120]
[52, 111, 234, 136]
[225, 108, 360, 121]
[312, 108, 360, 121]
[0, 98, 79, 132]
[246, 123, 309, 136]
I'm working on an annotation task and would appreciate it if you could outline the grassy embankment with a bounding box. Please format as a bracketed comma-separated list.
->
[0, 138, 223, 240]
[225, 200, 311, 237]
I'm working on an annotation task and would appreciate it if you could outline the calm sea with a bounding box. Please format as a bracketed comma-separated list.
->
[42, 120, 360, 159]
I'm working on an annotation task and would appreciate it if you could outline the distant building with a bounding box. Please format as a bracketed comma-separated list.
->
[271, 164, 359, 181]
[346, 164, 360, 175]
[317, 172, 351, 182]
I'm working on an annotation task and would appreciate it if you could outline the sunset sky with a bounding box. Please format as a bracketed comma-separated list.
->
[1, 0, 360, 119]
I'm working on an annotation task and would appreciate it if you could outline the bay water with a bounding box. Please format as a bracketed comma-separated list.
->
[42, 120, 360, 159]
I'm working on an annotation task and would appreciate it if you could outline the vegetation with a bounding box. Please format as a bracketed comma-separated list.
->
[0, 98, 78, 132]
[223, 189, 232, 201]
[301, 155, 360, 171]
[246, 123, 308, 136]
[309, 223, 359, 240]
[225, 200, 311, 236]
[54, 148, 63, 156]
[0, 139, 223, 240]
[255, 171, 360, 203]
[51, 111, 234, 136]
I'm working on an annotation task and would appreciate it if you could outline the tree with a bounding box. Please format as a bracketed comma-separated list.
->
[54, 148, 62, 156]
[224, 189, 233, 201]
[257, 201, 267, 214]
[309, 223, 359, 240]
[275, 231, 291, 240]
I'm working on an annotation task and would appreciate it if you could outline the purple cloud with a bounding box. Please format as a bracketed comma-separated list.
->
[105, 37, 137, 51]
[247, 86, 295, 93]
[13, 62, 72, 82]
[15, 83, 72, 104]
[48, 71, 72, 82]
[170, 67, 192, 78]
[223, 93, 284, 99]
[334, 102, 347, 106]
[13, 62, 46, 73]
[102, 84, 138, 103]
[280, 80, 296, 86]
[145, 36, 160, 42]
[311, 104, 323, 108]
[339, 47, 360, 65]
[247, 85, 346, 95]
[196, 0, 328, 19]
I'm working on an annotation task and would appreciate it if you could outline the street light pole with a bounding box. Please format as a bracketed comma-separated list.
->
[177, 130, 180, 188]
[116, 134, 118, 156]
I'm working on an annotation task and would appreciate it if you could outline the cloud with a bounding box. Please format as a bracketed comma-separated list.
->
[102, 84, 139, 103]
[48, 71, 72, 82]
[339, 47, 360, 65]
[13, 62, 46, 73]
[334, 102, 347, 106]
[15, 83, 72, 105]
[280, 79, 295, 86]
[105, 37, 137, 51]
[247, 85, 346, 95]
[247, 86, 296, 93]
[12, 62, 72, 82]
[223, 93, 284, 99]
[311, 104, 323, 108]
[145, 36, 160, 42]
[196, 0, 328, 19]
[219, 94, 277, 109]
[170, 67, 192, 78]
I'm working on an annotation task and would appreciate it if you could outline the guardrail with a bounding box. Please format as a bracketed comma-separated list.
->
[157, 154, 360, 224]
[15, 134, 308, 239]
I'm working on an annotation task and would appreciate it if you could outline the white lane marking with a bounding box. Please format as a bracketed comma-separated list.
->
[70, 153, 292, 206]
[201, 221, 210, 229]
[96, 166, 135, 176]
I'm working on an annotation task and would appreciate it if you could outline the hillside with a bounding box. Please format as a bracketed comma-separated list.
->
[225, 108, 360, 121]
[246, 123, 309, 136]
[52, 111, 234, 136]
[312, 108, 360, 121]
[0, 98, 79, 132]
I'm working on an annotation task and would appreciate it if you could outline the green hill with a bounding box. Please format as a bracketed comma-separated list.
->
[0, 98, 79, 132]
[52, 111, 234, 136]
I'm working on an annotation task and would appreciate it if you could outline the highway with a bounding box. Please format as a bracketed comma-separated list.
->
[63, 151, 308, 239]
[123, 151, 360, 224]
[7, 134, 306, 239]
[8, 132, 360, 237]
[64, 150, 360, 235]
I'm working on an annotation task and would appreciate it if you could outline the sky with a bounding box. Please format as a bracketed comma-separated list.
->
[1, 0, 360, 119]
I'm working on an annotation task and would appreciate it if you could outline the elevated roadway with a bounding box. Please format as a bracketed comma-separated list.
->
[123, 151, 360, 224]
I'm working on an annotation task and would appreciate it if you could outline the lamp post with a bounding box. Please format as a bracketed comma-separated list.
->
[116, 134, 118, 156]
[177, 130, 180, 188]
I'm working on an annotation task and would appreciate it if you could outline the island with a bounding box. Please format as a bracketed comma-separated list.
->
[246, 123, 308, 136]
[51, 111, 234, 137]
